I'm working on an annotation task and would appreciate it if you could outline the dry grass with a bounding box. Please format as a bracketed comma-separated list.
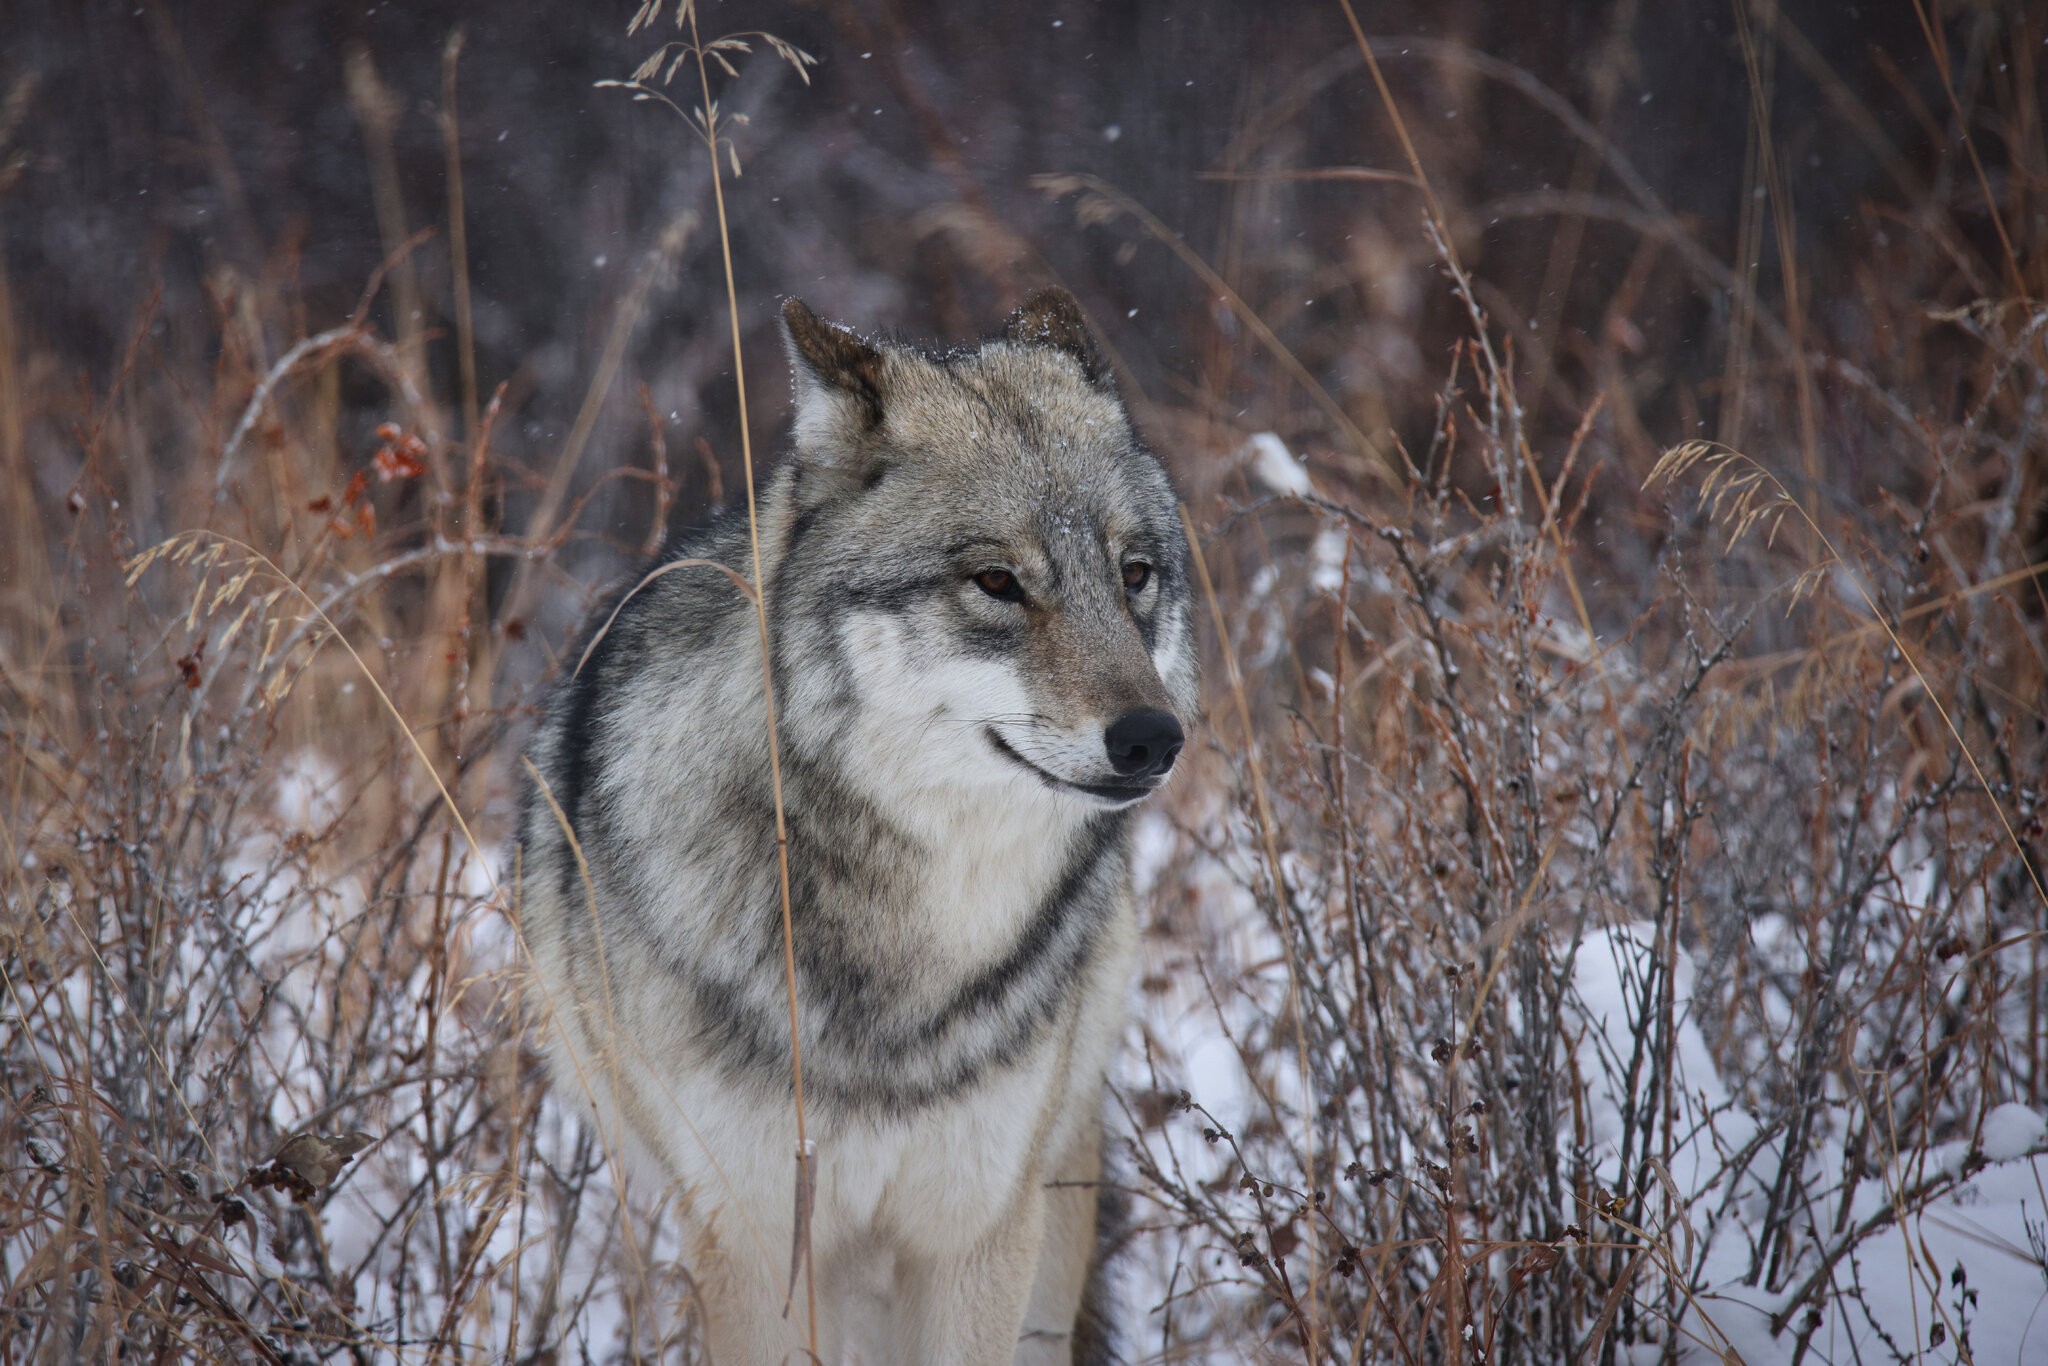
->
[3, 2, 2047, 1362]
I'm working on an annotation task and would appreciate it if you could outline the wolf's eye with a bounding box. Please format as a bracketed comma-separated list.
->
[1122, 561, 1153, 595]
[975, 568, 1025, 602]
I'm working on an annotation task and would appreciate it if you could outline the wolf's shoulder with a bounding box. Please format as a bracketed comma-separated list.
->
[524, 505, 756, 836]
[560, 508, 756, 681]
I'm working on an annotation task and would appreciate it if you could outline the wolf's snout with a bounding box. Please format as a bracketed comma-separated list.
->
[1104, 708, 1184, 780]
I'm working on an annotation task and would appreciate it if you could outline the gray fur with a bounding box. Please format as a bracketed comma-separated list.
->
[519, 289, 1195, 1363]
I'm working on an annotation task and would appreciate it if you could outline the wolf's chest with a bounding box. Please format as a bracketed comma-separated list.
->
[773, 813, 1122, 1113]
[902, 815, 1078, 973]
[821, 1042, 1065, 1236]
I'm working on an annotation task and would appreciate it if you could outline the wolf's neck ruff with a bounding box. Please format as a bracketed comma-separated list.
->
[520, 287, 1197, 1363]
[705, 802, 1128, 1113]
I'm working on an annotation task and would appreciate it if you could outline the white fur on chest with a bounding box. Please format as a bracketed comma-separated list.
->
[910, 806, 1075, 969]
[825, 1046, 1059, 1235]
[619, 1008, 1068, 1255]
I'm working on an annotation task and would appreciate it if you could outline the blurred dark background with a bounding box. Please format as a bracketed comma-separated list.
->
[0, 0, 2030, 631]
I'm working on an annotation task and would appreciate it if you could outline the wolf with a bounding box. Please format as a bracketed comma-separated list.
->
[518, 287, 1197, 1364]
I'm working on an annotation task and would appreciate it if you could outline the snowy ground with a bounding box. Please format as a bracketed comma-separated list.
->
[1119, 803, 2048, 1363]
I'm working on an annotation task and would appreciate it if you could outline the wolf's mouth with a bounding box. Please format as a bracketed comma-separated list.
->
[984, 728, 1155, 806]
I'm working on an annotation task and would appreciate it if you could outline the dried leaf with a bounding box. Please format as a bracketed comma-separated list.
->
[254, 1131, 375, 1201]
[782, 1141, 816, 1318]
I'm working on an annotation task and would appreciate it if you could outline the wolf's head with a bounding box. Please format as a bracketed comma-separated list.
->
[771, 288, 1198, 818]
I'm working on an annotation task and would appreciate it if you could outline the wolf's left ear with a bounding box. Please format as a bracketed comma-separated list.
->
[1004, 286, 1106, 386]
[782, 298, 887, 445]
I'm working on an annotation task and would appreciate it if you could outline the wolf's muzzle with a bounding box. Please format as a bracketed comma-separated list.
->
[1104, 708, 1184, 780]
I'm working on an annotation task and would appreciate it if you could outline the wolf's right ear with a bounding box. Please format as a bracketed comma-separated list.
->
[782, 298, 886, 451]
[1003, 286, 1106, 386]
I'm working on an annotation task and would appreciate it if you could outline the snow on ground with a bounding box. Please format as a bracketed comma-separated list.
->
[1118, 807, 2048, 1363]
[1983, 1103, 2048, 1164]
[101, 753, 2038, 1361]
[1560, 922, 2048, 1362]
[1692, 1137, 2048, 1365]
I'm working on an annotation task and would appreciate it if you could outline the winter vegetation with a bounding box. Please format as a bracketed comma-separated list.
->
[4, 1, 2047, 1361]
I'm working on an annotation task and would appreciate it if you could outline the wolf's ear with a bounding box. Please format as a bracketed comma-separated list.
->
[782, 298, 886, 447]
[1003, 286, 1105, 386]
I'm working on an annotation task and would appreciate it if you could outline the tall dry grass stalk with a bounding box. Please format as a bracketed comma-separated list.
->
[603, 0, 822, 1350]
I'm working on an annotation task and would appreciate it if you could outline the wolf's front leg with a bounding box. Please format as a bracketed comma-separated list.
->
[692, 1205, 834, 1366]
[1014, 1114, 1105, 1366]
[893, 1180, 1047, 1366]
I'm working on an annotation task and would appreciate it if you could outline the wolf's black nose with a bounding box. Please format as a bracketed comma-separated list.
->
[1105, 709, 1184, 779]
